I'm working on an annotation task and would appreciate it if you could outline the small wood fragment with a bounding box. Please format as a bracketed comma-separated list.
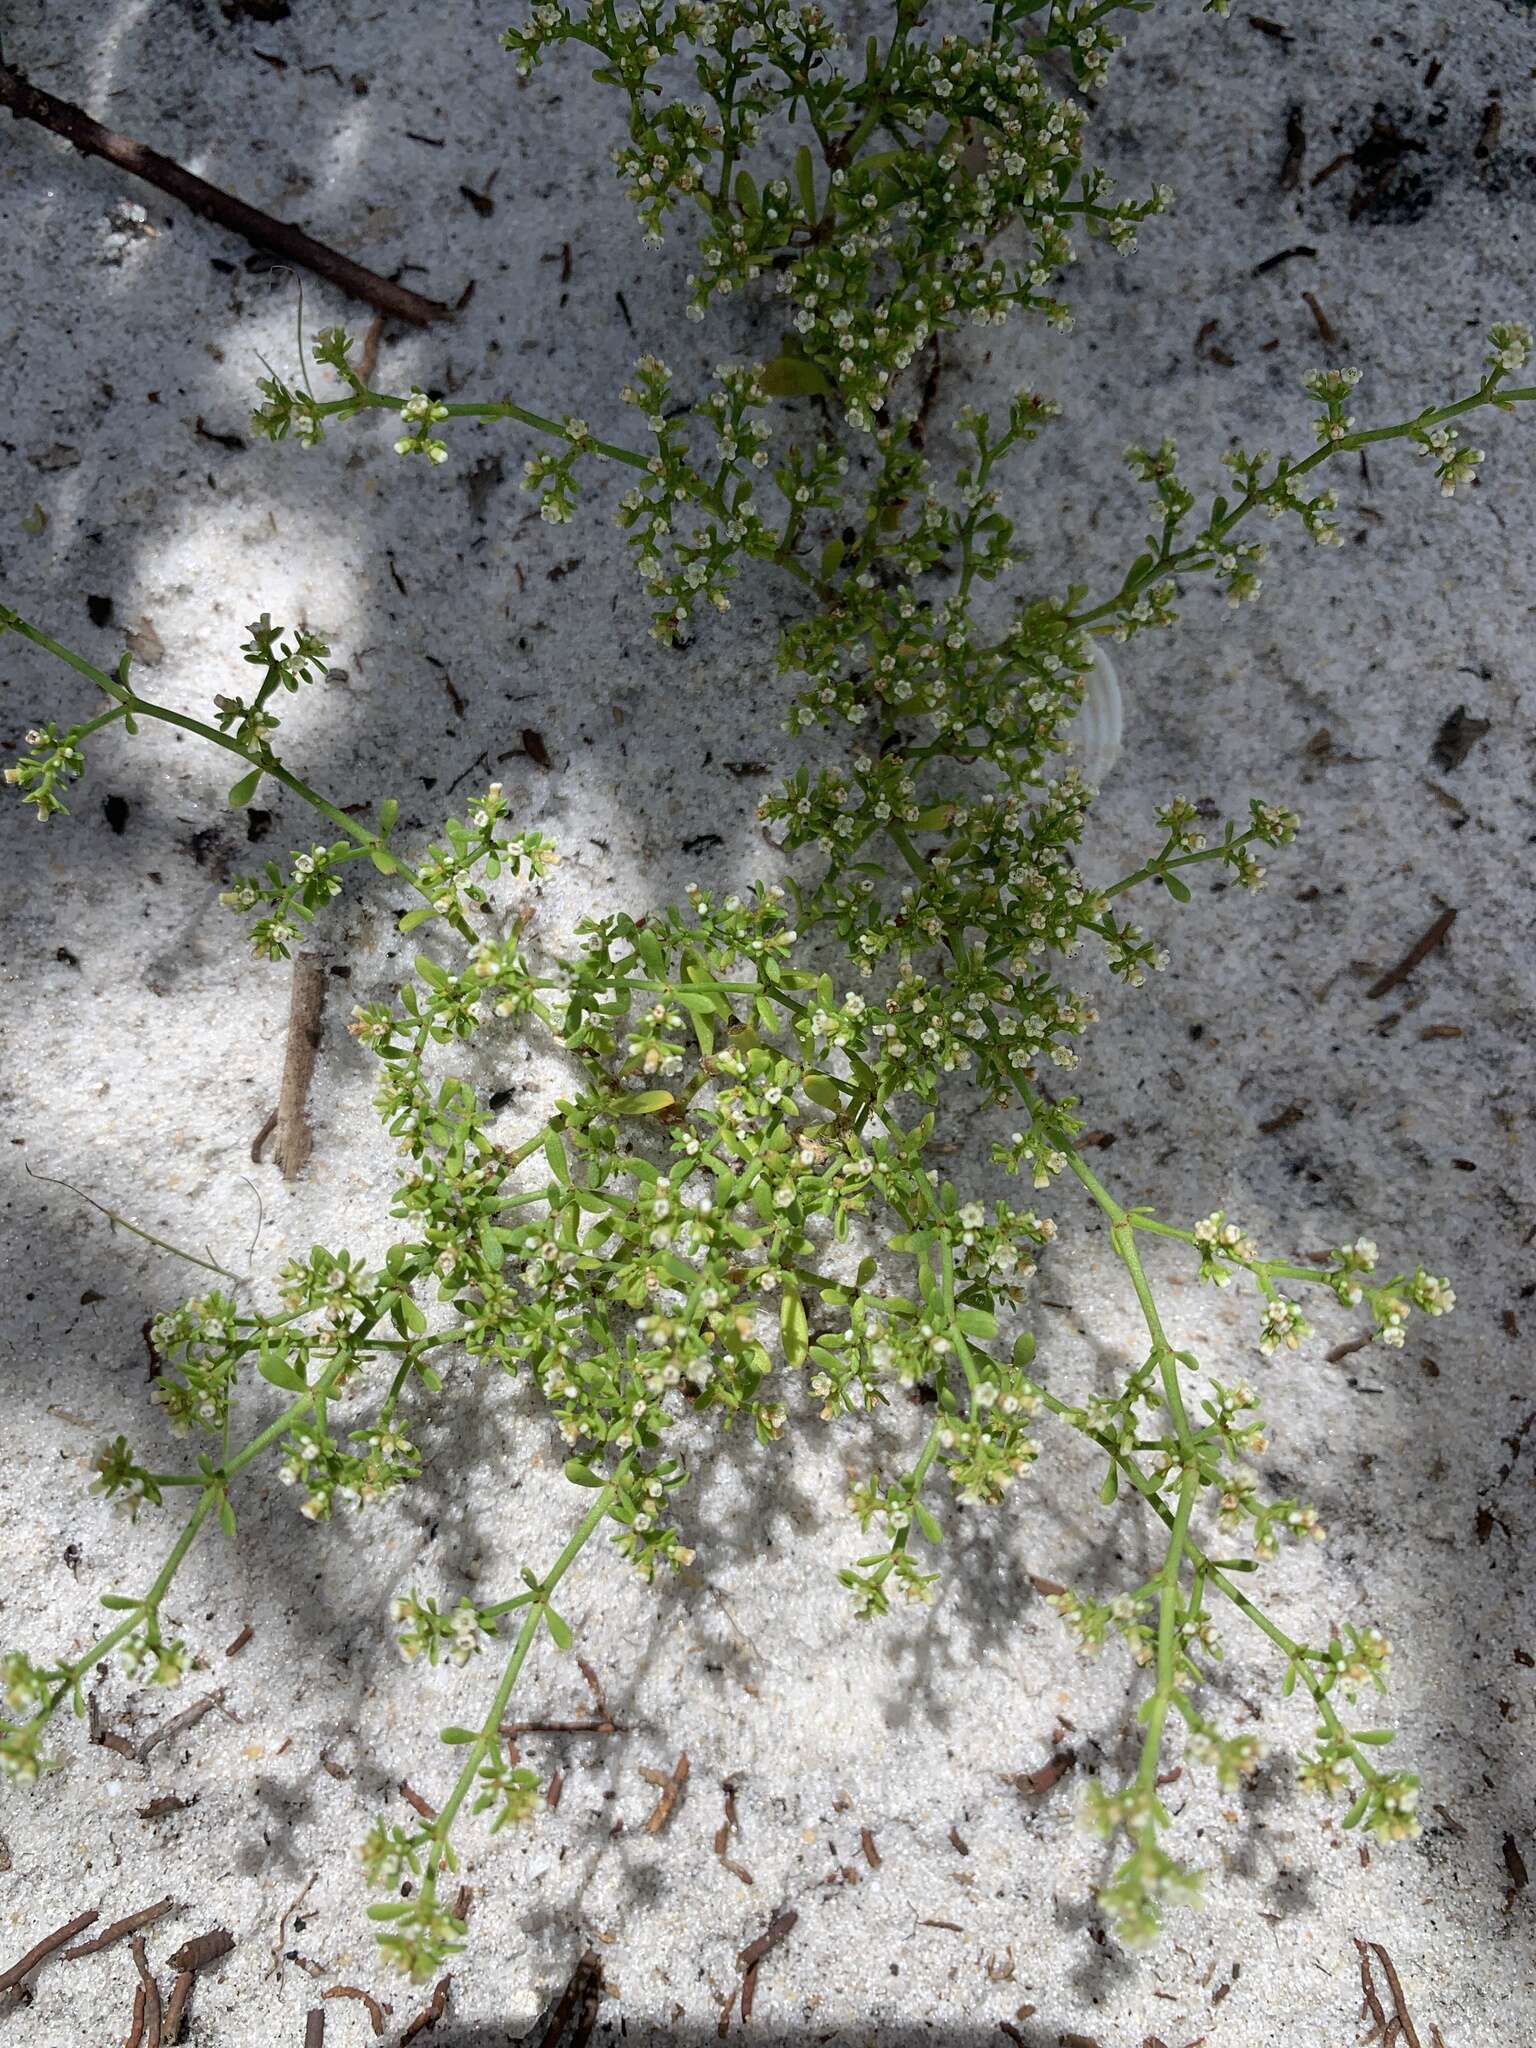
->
[401, 1975, 451, 2042]
[138, 1690, 225, 1765]
[138, 1794, 195, 1821]
[63, 1897, 176, 1959]
[323, 1986, 391, 2036]
[0, 1909, 99, 1993]
[1006, 1748, 1077, 1797]
[261, 953, 327, 1179]
[398, 1779, 438, 1821]
[162, 1970, 195, 2044]
[1279, 105, 1306, 188]
[270, 1874, 318, 1979]
[225, 1624, 254, 1658]
[0, 59, 449, 325]
[124, 1984, 147, 2048]
[737, 1910, 797, 2026]
[130, 1935, 162, 2048]
[1366, 908, 1457, 999]
[166, 1929, 234, 1974]
[304, 2012, 325, 2048]
[1301, 290, 1336, 345]
[640, 1751, 689, 1834]
[860, 1827, 881, 1868]
[535, 1950, 602, 2048]
[737, 1911, 797, 1975]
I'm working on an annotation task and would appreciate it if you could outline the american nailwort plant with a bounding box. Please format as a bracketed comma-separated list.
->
[2, 0, 1530, 1980]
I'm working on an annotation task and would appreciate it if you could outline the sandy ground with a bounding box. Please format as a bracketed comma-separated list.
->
[1, 2, 1533, 2043]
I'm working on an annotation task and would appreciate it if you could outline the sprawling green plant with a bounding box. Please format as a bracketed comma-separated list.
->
[4, 0, 1529, 1981]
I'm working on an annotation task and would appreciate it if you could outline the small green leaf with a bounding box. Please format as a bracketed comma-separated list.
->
[620, 1090, 675, 1115]
[803, 1072, 842, 1111]
[368, 846, 398, 875]
[1352, 1728, 1397, 1746]
[794, 142, 818, 221]
[912, 1501, 943, 1545]
[227, 768, 262, 808]
[759, 353, 834, 400]
[1012, 1331, 1037, 1371]
[439, 1726, 480, 1744]
[781, 1288, 809, 1368]
[955, 1307, 997, 1340]
[544, 1132, 569, 1184]
[563, 1458, 603, 1487]
[1100, 1467, 1120, 1505]
[378, 797, 399, 835]
[258, 1354, 306, 1393]
[99, 1593, 140, 1611]
[1162, 870, 1192, 903]
[218, 1495, 237, 1541]
[544, 1607, 573, 1652]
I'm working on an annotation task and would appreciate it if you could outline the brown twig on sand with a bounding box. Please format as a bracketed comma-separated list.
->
[0, 1910, 100, 1994]
[270, 1873, 318, 1979]
[161, 1970, 196, 2044]
[535, 1950, 603, 2048]
[0, 58, 449, 326]
[640, 1751, 690, 1834]
[736, 1910, 796, 2024]
[62, 1898, 176, 1959]
[401, 1975, 451, 2042]
[253, 954, 327, 1179]
[1366, 907, 1457, 1000]
[137, 1689, 226, 1765]
[503, 1656, 624, 1737]
[322, 1985, 392, 2036]
[129, 1935, 162, 2048]
[166, 1929, 234, 1975]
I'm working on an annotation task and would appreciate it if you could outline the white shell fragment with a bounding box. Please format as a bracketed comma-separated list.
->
[1066, 641, 1123, 784]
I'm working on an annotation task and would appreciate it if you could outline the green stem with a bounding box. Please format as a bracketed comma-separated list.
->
[421, 1469, 626, 1892]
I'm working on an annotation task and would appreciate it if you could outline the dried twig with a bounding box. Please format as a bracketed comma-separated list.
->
[166, 1929, 234, 1974]
[161, 1970, 195, 2044]
[535, 1949, 603, 2048]
[640, 1751, 690, 1834]
[254, 954, 327, 1179]
[1, 1909, 99, 1993]
[130, 1934, 162, 2048]
[1366, 907, 1457, 999]
[1005, 1748, 1077, 1796]
[401, 1974, 451, 2042]
[323, 1984, 392, 2036]
[63, 1898, 176, 1959]
[0, 59, 449, 326]
[504, 1656, 624, 1737]
[736, 1909, 796, 2023]
[304, 2012, 325, 2048]
[1369, 1942, 1424, 2048]
[270, 1873, 318, 1978]
[137, 1689, 225, 1764]
[398, 1779, 438, 1821]
[124, 1984, 147, 2048]
[714, 1779, 754, 1885]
